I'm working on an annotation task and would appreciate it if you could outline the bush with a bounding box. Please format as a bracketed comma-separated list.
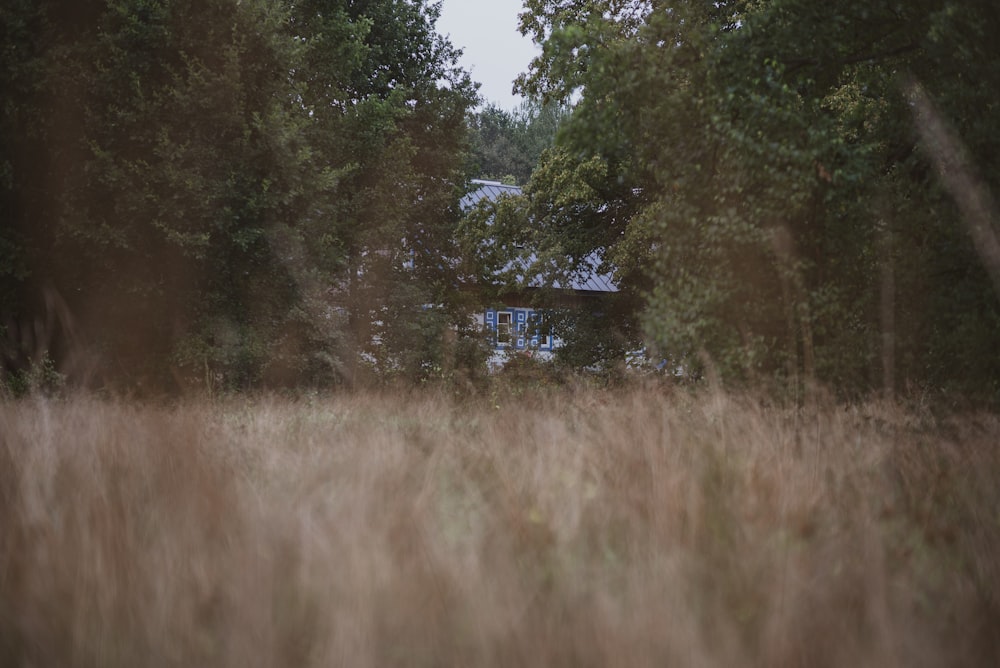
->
[1, 353, 65, 398]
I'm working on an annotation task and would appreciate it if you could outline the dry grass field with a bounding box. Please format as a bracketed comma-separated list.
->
[2, 388, 999, 667]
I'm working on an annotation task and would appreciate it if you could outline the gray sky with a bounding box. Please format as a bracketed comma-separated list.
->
[436, 0, 540, 110]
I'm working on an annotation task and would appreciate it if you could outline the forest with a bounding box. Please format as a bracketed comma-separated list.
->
[2, 0, 999, 400]
[3, 3, 1000, 666]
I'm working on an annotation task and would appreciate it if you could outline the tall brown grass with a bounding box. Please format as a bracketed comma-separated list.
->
[2, 389, 999, 667]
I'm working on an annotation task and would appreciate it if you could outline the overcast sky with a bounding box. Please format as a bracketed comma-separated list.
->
[436, 0, 540, 110]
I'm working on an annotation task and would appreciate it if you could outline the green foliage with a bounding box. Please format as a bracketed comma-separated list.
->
[466, 99, 572, 185]
[0, 0, 477, 393]
[545, 303, 635, 373]
[513, 0, 1000, 399]
[494, 351, 566, 391]
[0, 352, 65, 398]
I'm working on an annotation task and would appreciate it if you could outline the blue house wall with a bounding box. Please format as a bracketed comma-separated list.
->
[483, 307, 554, 352]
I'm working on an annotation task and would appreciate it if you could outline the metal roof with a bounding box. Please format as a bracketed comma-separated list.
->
[464, 180, 618, 294]
[461, 179, 523, 209]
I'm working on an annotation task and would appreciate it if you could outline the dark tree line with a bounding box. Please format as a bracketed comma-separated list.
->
[1, 0, 479, 393]
[484, 0, 1000, 400]
[4, 0, 1000, 400]
[466, 99, 570, 186]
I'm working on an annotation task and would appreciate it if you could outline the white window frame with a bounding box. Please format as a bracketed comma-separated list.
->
[496, 311, 513, 347]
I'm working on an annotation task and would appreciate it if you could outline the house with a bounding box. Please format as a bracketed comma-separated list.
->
[461, 179, 619, 363]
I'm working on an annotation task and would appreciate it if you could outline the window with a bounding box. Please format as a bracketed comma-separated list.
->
[529, 312, 552, 349]
[516, 311, 527, 348]
[496, 311, 513, 346]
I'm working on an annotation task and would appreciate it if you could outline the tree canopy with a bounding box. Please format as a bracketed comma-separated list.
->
[4, 0, 999, 400]
[506, 0, 1000, 398]
[0, 0, 479, 393]
[466, 99, 571, 186]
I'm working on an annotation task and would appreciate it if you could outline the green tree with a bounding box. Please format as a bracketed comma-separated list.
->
[467, 99, 571, 185]
[1, 0, 288, 388]
[513, 0, 1000, 398]
[48, 0, 336, 390]
[1, 0, 478, 393]
[1, 0, 64, 386]
[291, 0, 478, 385]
